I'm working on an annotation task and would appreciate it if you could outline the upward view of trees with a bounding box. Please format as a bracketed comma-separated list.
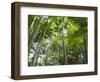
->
[28, 15, 88, 66]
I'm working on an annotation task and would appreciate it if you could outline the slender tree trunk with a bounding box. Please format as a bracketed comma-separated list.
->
[28, 16, 43, 54]
[62, 18, 68, 65]
[33, 24, 47, 66]
[83, 35, 87, 63]
[34, 43, 41, 66]
[28, 18, 35, 66]
[28, 16, 43, 65]
[28, 17, 35, 33]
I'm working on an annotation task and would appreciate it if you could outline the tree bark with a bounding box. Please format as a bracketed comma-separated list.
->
[33, 24, 47, 66]
[28, 17, 35, 33]
[28, 16, 43, 54]
[28, 16, 43, 65]
[34, 43, 41, 66]
[62, 18, 68, 65]
[83, 35, 87, 63]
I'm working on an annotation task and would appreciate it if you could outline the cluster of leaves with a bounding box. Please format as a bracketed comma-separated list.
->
[28, 15, 88, 66]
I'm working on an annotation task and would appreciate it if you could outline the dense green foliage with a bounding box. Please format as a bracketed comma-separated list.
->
[28, 15, 88, 66]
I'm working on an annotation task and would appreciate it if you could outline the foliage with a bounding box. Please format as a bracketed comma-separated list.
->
[28, 15, 88, 66]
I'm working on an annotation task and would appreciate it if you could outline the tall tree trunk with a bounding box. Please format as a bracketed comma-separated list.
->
[28, 16, 43, 54]
[28, 18, 36, 66]
[34, 43, 41, 66]
[62, 18, 68, 65]
[83, 35, 87, 63]
[28, 16, 43, 65]
[33, 24, 47, 66]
